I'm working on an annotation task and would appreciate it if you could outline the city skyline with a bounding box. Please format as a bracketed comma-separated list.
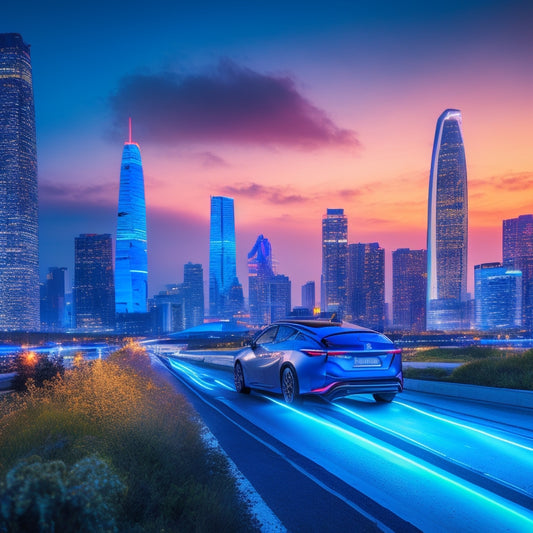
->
[2, 2, 532, 305]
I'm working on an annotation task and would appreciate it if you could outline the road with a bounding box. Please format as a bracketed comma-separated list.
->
[151, 352, 533, 533]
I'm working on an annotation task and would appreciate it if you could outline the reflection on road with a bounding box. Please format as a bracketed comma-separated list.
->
[162, 355, 533, 533]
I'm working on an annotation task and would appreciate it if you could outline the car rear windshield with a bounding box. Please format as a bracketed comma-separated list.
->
[322, 332, 393, 350]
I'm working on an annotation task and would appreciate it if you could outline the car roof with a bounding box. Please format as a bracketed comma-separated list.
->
[273, 319, 377, 335]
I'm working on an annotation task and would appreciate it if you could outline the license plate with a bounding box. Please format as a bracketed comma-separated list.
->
[353, 357, 381, 367]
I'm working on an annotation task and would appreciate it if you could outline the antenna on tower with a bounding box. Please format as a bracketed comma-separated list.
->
[128, 117, 132, 143]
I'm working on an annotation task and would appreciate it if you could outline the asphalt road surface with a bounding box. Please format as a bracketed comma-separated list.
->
[151, 353, 533, 533]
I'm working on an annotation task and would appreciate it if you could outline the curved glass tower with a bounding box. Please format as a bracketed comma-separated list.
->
[427, 109, 468, 331]
[115, 123, 147, 314]
[0, 34, 39, 331]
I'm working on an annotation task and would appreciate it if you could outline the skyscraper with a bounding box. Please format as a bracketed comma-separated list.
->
[248, 234, 274, 326]
[115, 120, 147, 315]
[74, 234, 115, 331]
[474, 263, 521, 331]
[209, 196, 238, 318]
[0, 34, 39, 331]
[40, 267, 68, 332]
[321, 208, 348, 317]
[347, 242, 385, 331]
[301, 281, 315, 313]
[427, 109, 468, 331]
[392, 249, 427, 332]
[183, 262, 204, 328]
[503, 214, 533, 331]
[269, 274, 291, 322]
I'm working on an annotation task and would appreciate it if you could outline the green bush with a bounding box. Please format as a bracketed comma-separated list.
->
[449, 350, 533, 390]
[0, 455, 124, 533]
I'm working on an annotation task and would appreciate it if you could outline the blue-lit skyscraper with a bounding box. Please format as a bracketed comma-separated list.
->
[474, 263, 521, 331]
[209, 196, 238, 318]
[248, 234, 274, 326]
[427, 109, 468, 331]
[115, 121, 148, 315]
[0, 34, 39, 331]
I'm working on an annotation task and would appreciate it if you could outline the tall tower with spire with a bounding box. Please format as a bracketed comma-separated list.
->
[115, 119, 148, 318]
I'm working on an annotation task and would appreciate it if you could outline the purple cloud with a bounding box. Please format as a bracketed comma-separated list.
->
[109, 59, 359, 150]
[221, 182, 309, 204]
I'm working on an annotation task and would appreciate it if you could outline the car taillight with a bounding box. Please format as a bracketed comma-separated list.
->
[301, 349, 327, 357]
[388, 349, 402, 355]
[326, 351, 349, 356]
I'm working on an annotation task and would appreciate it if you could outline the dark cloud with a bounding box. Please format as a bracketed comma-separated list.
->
[196, 151, 229, 168]
[109, 59, 359, 150]
[221, 182, 309, 204]
[40, 181, 117, 207]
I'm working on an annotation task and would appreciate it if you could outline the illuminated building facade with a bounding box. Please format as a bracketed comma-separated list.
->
[474, 263, 521, 331]
[269, 274, 291, 322]
[347, 242, 385, 331]
[392, 248, 427, 332]
[503, 214, 533, 331]
[74, 234, 115, 331]
[301, 281, 315, 313]
[209, 196, 238, 318]
[248, 234, 274, 326]
[183, 262, 204, 328]
[427, 109, 468, 331]
[0, 33, 39, 331]
[40, 267, 68, 332]
[115, 122, 147, 315]
[321, 209, 348, 317]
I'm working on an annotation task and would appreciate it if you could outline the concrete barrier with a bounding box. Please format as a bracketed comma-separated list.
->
[404, 378, 533, 410]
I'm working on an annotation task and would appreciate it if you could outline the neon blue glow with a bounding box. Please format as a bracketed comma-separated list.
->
[264, 396, 533, 526]
[115, 142, 148, 313]
[215, 379, 235, 391]
[396, 401, 533, 452]
[209, 196, 237, 317]
[168, 359, 215, 391]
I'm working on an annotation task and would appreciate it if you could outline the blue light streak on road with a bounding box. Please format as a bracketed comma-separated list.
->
[265, 396, 533, 527]
[168, 359, 215, 391]
[396, 401, 533, 452]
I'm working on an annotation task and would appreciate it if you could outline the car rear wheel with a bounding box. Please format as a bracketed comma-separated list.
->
[234, 362, 250, 394]
[281, 366, 299, 404]
[373, 393, 396, 403]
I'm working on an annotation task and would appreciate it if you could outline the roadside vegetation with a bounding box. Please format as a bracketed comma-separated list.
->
[404, 349, 533, 391]
[402, 346, 506, 362]
[0, 342, 258, 532]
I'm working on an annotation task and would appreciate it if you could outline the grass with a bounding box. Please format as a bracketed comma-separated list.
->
[404, 349, 533, 391]
[402, 346, 507, 362]
[0, 342, 259, 532]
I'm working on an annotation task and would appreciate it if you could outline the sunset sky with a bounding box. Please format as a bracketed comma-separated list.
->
[3, 0, 532, 304]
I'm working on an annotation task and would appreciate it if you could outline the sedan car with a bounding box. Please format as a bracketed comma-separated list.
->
[233, 319, 403, 404]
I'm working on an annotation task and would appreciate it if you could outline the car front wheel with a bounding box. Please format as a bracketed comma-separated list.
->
[234, 362, 250, 394]
[281, 366, 299, 404]
[373, 393, 396, 403]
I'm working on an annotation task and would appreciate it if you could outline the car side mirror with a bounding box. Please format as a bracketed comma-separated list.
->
[249, 340, 257, 350]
